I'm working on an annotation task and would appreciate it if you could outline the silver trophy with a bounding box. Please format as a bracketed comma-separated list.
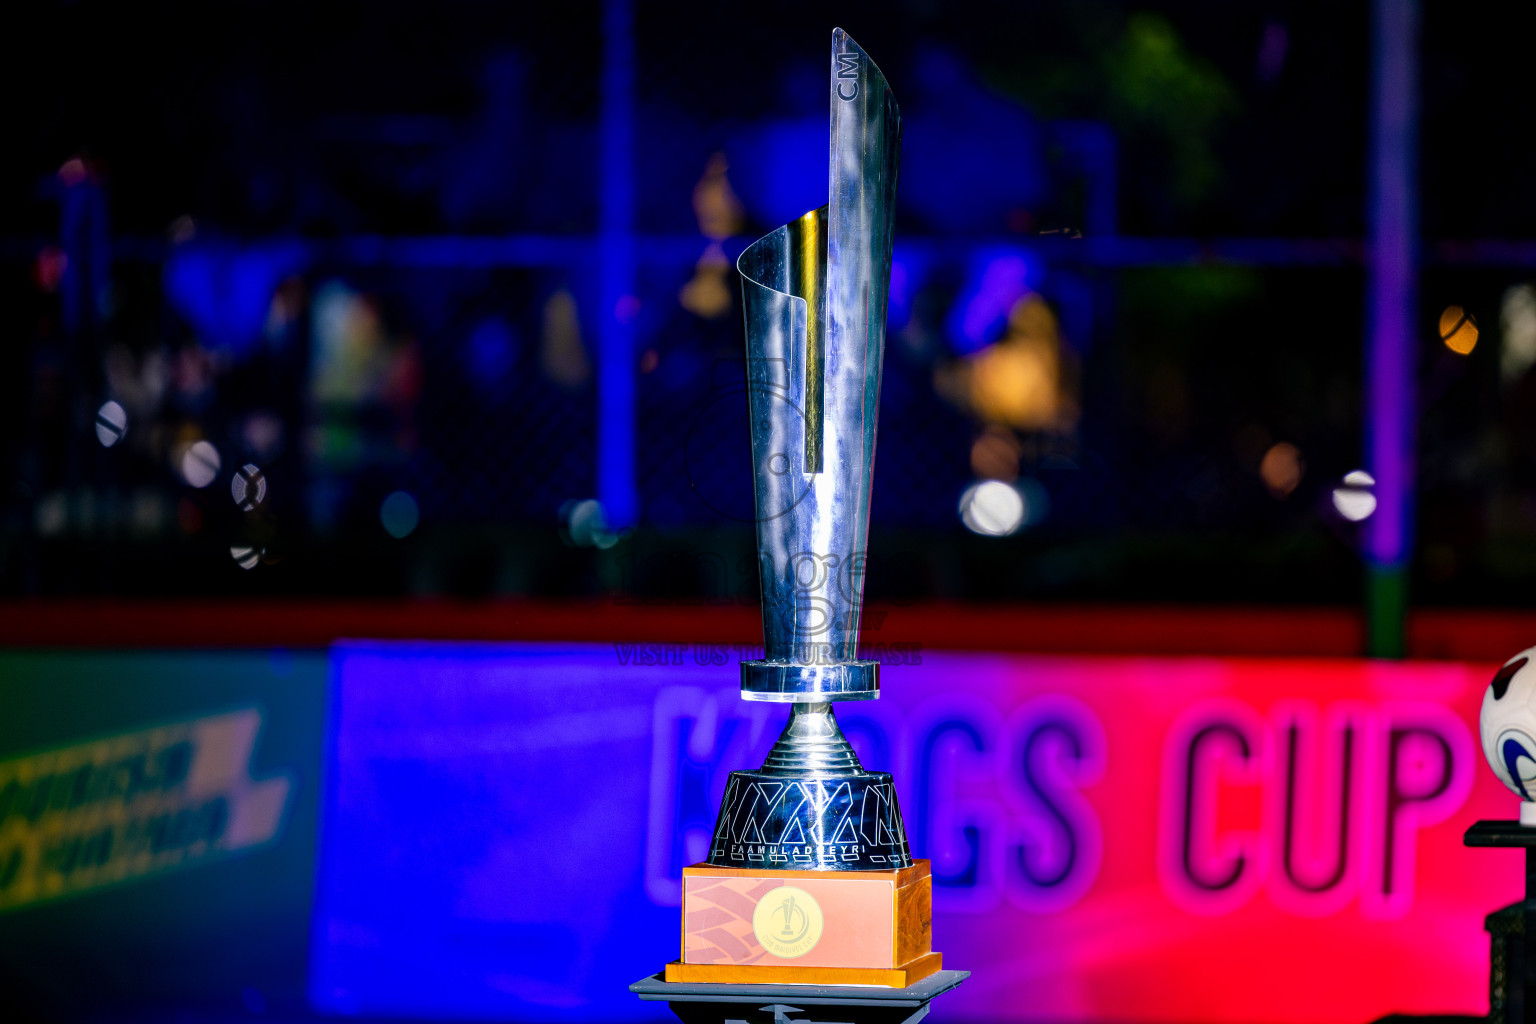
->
[706, 28, 908, 872]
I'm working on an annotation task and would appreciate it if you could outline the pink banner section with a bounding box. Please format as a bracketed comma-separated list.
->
[901, 654, 1511, 1023]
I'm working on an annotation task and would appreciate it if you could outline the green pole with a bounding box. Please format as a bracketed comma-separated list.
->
[1367, 563, 1408, 659]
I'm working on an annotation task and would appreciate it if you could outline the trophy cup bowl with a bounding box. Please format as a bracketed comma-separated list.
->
[710, 24, 907, 874]
[646, 31, 960, 997]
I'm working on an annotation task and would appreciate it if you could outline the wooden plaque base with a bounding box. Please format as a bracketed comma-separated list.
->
[671, 860, 938, 988]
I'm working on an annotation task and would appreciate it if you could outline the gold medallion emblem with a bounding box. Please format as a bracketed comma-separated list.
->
[751, 885, 824, 959]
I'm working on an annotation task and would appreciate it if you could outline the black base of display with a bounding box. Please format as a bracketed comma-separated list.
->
[705, 769, 913, 872]
[1465, 820, 1536, 1024]
[630, 969, 968, 1024]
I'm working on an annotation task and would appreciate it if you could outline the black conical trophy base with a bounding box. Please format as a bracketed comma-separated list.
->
[706, 768, 912, 871]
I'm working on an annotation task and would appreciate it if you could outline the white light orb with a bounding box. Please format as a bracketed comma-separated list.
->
[232, 463, 268, 511]
[230, 545, 262, 570]
[1331, 486, 1376, 521]
[95, 401, 127, 447]
[179, 440, 221, 489]
[959, 480, 1025, 537]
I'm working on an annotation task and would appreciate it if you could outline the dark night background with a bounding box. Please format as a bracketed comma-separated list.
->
[1, 1, 1531, 608]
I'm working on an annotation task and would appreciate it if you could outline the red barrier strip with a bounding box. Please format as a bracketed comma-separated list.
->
[0, 600, 1521, 660]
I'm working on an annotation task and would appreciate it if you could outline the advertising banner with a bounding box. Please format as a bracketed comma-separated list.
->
[0, 650, 323, 1017]
[314, 643, 1515, 1022]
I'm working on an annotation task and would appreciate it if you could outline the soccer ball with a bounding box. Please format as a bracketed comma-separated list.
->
[1479, 647, 1536, 807]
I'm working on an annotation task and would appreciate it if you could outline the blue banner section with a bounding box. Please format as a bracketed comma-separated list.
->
[313, 642, 920, 1020]
[314, 643, 697, 1020]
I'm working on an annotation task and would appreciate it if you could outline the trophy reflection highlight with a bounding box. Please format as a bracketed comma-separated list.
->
[652, 29, 955, 994]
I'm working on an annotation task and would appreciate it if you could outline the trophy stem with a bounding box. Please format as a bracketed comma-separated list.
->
[759, 702, 864, 774]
